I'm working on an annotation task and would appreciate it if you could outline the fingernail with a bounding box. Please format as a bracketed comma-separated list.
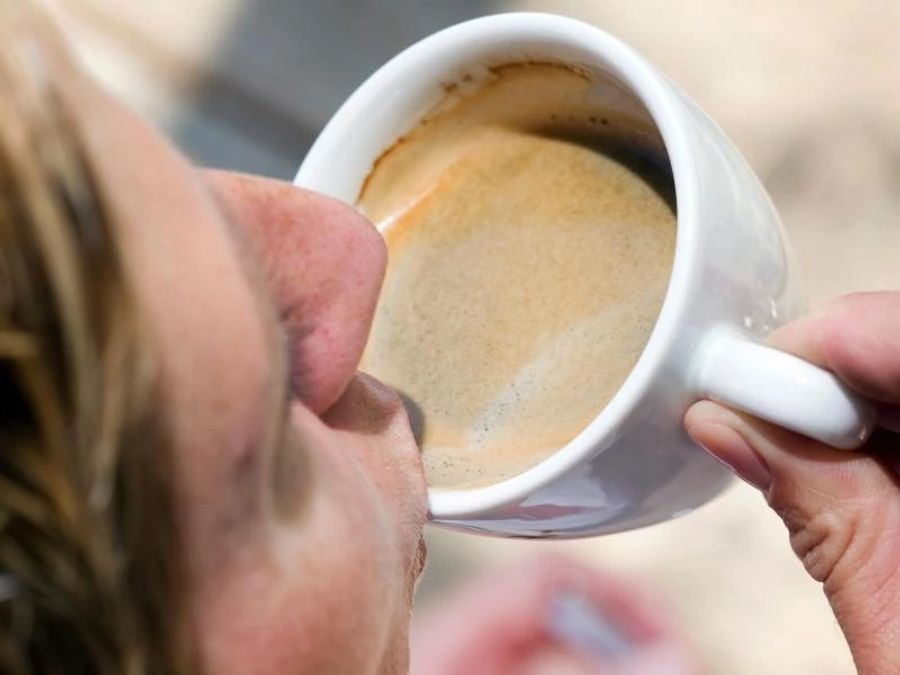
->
[686, 403, 773, 490]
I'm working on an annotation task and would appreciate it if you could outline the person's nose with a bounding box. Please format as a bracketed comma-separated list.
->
[206, 170, 387, 413]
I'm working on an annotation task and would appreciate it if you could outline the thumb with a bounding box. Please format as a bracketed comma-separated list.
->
[685, 401, 900, 674]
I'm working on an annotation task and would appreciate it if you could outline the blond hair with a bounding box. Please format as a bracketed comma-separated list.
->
[0, 3, 192, 672]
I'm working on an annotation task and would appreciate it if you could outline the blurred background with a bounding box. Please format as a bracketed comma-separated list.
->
[51, 1, 899, 672]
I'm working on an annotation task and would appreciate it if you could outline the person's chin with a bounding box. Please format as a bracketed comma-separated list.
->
[375, 619, 412, 675]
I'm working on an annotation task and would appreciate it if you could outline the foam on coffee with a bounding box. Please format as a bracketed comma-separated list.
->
[358, 64, 676, 489]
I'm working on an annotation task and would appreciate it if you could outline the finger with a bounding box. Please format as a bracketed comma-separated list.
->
[769, 292, 900, 406]
[518, 650, 601, 675]
[595, 644, 698, 675]
[443, 554, 675, 644]
[517, 645, 694, 675]
[203, 170, 386, 414]
[685, 400, 900, 674]
[410, 554, 692, 675]
[546, 592, 697, 675]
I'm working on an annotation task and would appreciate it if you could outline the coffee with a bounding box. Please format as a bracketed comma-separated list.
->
[358, 64, 676, 489]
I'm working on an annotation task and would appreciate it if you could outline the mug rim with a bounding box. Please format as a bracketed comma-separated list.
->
[295, 12, 700, 519]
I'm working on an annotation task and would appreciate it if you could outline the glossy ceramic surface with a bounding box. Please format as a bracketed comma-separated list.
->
[296, 14, 872, 538]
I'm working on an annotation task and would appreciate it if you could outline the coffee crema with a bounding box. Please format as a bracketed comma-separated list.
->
[358, 64, 676, 489]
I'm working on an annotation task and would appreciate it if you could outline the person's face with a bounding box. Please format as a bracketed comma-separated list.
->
[57, 57, 428, 673]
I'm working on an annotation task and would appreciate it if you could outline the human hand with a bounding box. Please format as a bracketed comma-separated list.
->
[410, 554, 698, 675]
[685, 292, 900, 675]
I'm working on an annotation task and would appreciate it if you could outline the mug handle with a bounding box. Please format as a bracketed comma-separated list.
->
[693, 330, 877, 449]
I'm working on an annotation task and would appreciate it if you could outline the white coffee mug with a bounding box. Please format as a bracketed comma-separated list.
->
[295, 13, 875, 537]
